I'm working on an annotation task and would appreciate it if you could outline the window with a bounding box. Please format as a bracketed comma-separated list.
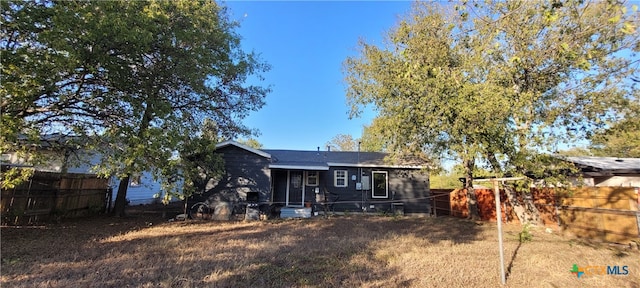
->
[372, 171, 388, 198]
[306, 171, 318, 186]
[130, 174, 142, 187]
[291, 173, 302, 189]
[334, 170, 348, 187]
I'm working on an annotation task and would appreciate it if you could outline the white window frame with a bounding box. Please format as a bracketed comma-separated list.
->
[371, 171, 388, 198]
[305, 171, 319, 186]
[334, 170, 348, 187]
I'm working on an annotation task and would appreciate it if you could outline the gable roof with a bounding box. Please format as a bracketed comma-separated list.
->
[263, 149, 424, 170]
[215, 141, 426, 170]
[215, 140, 271, 158]
[563, 156, 640, 175]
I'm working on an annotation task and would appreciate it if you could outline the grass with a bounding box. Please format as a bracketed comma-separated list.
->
[1, 206, 639, 288]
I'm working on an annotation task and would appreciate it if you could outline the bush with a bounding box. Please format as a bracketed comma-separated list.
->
[519, 223, 533, 243]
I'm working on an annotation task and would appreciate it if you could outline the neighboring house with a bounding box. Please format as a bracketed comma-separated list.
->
[1, 135, 165, 205]
[194, 141, 431, 218]
[563, 156, 640, 187]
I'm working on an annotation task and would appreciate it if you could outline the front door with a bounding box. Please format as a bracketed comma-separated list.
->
[287, 171, 303, 206]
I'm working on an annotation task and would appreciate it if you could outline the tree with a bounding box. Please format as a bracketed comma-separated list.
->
[236, 138, 263, 149]
[325, 134, 359, 151]
[430, 164, 493, 189]
[557, 147, 594, 157]
[429, 172, 463, 189]
[1, 1, 270, 216]
[589, 95, 640, 157]
[159, 119, 225, 218]
[344, 1, 639, 221]
[325, 122, 387, 153]
[590, 118, 640, 158]
[359, 118, 388, 152]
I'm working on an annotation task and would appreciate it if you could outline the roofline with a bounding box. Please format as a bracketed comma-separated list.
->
[583, 170, 640, 176]
[326, 162, 424, 169]
[215, 140, 271, 158]
[561, 156, 640, 173]
[1, 163, 35, 168]
[269, 164, 330, 171]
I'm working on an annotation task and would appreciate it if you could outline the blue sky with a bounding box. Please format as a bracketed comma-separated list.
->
[224, 1, 415, 150]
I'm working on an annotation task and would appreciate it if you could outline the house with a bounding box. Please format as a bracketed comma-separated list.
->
[563, 156, 640, 187]
[1, 135, 166, 205]
[193, 141, 431, 218]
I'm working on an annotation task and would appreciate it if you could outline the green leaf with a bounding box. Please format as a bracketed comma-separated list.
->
[608, 15, 621, 23]
[2, 0, 270, 208]
[343, 0, 638, 194]
[621, 22, 636, 34]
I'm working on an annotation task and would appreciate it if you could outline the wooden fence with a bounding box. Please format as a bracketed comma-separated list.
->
[431, 189, 454, 217]
[434, 187, 640, 243]
[1, 170, 111, 224]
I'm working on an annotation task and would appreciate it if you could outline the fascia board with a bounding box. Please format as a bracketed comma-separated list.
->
[268, 164, 329, 171]
[326, 162, 423, 169]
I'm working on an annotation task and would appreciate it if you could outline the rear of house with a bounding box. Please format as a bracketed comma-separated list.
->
[197, 141, 431, 219]
[1, 135, 167, 206]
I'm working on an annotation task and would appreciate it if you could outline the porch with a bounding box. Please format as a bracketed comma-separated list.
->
[270, 168, 326, 218]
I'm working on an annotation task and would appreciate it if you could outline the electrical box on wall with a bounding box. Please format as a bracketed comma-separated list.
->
[361, 176, 370, 190]
[356, 182, 362, 190]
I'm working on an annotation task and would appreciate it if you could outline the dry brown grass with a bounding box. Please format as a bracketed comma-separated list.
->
[2, 207, 639, 288]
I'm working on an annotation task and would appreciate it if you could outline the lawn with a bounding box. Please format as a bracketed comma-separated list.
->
[1, 207, 638, 288]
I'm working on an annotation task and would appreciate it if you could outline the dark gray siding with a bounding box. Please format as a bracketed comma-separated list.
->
[324, 167, 363, 212]
[324, 167, 430, 214]
[195, 145, 271, 204]
[388, 170, 430, 214]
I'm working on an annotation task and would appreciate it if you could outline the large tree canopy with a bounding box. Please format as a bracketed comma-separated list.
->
[344, 1, 638, 219]
[589, 87, 640, 157]
[1, 0, 270, 216]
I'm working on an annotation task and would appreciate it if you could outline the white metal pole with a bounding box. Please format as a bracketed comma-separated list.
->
[494, 180, 506, 285]
[475, 177, 523, 285]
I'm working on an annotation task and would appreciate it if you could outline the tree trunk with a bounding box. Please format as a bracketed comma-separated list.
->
[503, 185, 541, 225]
[486, 151, 540, 225]
[112, 102, 153, 218]
[487, 153, 540, 224]
[463, 158, 480, 220]
[112, 175, 130, 217]
[183, 200, 188, 221]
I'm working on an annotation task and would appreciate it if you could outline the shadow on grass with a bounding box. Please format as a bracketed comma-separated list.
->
[506, 241, 522, 280]
[1, 212, 484, 287]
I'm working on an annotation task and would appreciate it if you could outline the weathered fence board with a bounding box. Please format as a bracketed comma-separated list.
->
[436, 187, 639, 243]
[1, 170, 110, 224]
[430, 189, 453, 216]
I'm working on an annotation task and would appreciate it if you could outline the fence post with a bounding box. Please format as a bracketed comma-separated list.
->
[106, 187, 113, 213]
[593, 188, 605, 240]
[636, 187, 640, 238]
[433, 193, 437, 217]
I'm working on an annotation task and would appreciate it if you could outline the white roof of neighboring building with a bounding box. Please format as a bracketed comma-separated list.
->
[564, 156, 640, 174]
